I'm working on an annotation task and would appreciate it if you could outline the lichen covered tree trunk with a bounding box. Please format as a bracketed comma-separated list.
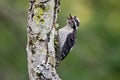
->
[26, 0, 60, 80]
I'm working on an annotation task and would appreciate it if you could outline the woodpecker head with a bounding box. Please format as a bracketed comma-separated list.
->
[67, 14, 80, 29]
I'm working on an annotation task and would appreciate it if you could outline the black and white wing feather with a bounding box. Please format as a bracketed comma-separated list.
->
[61, 30, 76, 60]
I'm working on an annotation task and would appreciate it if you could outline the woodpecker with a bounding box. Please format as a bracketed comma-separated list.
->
[58, 14, 80, 60]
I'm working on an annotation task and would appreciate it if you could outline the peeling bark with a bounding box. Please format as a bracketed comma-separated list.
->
[26, 0, 61, 80]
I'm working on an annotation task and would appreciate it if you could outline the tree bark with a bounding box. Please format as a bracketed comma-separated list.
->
[26, 0, 60, 80]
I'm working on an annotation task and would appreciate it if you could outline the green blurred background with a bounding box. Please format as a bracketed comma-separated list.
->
[0, 0, 120, 80]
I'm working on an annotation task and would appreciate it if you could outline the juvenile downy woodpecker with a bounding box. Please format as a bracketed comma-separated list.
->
[58, 14, 80, 60]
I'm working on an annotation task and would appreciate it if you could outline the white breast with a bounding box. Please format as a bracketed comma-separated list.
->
[58, 26, 73, 48]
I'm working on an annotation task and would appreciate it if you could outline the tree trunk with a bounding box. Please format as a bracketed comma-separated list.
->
[26, 0, 61, 80]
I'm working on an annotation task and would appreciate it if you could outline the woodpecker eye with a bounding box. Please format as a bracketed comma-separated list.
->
[68, 15, 80, 29]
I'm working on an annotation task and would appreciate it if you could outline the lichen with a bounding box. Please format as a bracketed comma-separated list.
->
[33, 7, 44, 25]
[40, 19, 45, 24]
[54, 23, 59, 28]
[33, 2, 50, 25]
[54, 39, 58, 45]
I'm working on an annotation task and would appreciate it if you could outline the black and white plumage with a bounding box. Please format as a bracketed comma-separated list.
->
[58, 14, 80, 60]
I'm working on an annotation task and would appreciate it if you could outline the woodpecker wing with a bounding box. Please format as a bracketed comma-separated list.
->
[61, 30, 76, 60]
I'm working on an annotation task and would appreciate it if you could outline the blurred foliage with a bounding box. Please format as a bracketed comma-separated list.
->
[0, 0, 120, 80]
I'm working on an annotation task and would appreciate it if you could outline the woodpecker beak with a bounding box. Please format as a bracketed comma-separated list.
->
[67, 14, 73, 20]
[69, 14, 73, 19]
